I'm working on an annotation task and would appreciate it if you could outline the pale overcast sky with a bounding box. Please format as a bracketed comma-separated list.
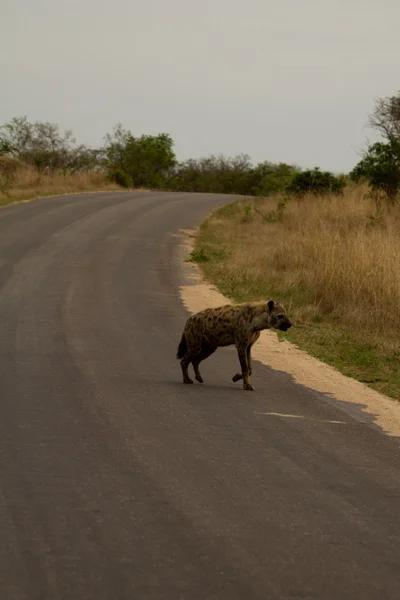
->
[1, 0, 399, 172]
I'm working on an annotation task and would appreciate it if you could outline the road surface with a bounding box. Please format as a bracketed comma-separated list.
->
[0, 191, 399, 599]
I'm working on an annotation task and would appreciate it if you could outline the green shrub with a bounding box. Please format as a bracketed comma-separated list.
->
[109, 168, 132, 188]
[287, 167, 345, 196]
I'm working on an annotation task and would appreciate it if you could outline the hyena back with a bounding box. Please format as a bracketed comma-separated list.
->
[176, 300, 292, 391]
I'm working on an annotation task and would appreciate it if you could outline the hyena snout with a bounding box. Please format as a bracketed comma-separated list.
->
[278, 319, 292, 332]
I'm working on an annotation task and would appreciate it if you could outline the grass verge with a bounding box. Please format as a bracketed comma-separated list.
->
[191, 186, 400, 401]
[0, 165, 122, 206]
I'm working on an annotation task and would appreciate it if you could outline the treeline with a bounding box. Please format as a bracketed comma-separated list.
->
[0, 117, 346, 198]
[1, 90, 400, 201]
[0, 118, 101, 175]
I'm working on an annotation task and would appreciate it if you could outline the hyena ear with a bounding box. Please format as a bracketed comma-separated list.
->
[267, 300, 275, 312]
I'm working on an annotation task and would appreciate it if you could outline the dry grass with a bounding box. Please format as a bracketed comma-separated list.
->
[0, 163, 120, 206]
[194, 184, 400, 399]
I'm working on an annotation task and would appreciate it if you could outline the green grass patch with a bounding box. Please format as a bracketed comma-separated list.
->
[285, 323, 400, 399]
[186, 248, 210, 263]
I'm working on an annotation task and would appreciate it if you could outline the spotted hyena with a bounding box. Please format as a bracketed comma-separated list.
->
[176, 300, 292, 391]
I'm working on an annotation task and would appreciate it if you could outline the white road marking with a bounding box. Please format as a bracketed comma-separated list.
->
[255, 411, 347, 425]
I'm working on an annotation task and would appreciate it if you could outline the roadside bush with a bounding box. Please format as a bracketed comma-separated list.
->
[109, 168, 132, 188]
[287, 167, 346, 196]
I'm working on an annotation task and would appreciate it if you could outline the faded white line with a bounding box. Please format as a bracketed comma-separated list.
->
[255, 411, 347, 425]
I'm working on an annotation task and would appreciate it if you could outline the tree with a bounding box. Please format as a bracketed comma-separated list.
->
[123, 133, 176, 188]
[103, 124, 131, 172]
[351, 91, 400, 202]
[104, 127, 176, 188]
[0, 116, 33, 157]
[368, 92, 400, 144]
[67, 146, 104, 173]
[350, 141, 400, 203]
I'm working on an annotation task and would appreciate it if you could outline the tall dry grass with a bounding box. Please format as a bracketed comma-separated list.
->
[0, 163, 120, 205]
[200, 184, 400, 340]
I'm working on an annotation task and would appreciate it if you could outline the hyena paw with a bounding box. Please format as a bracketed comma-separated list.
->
[183, 377, 194, 384]
[243, 383, 254, 391]
[232, 373, 242, 382]
[195, 375, 204, 383]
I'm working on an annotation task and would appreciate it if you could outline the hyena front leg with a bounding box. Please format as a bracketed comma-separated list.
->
[232, 344, 252, 382]
[236, 342, 253, 391]
[232, 345, 253, 384]
[233, 333, 260, 384]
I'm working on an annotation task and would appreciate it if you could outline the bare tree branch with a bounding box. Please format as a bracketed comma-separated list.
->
[368, 93, 400, 143]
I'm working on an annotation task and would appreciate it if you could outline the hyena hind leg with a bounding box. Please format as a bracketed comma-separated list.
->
[180, 352, 195, 384]
[180, 339, 204, 384]
[192, 344, 216, 383]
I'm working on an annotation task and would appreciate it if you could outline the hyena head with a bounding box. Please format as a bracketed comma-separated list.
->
[265, 300, 292, 332]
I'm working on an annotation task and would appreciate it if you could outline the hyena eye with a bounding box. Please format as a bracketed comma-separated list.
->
[277, 314, 285, 319]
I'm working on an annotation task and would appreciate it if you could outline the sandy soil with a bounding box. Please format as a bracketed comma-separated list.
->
[177, 229, 400, 438]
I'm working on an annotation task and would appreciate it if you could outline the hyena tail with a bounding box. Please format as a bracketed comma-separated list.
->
[176, 333, 187, 359]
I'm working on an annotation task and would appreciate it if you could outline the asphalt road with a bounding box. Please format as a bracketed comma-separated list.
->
[0, 191, 400, 600]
